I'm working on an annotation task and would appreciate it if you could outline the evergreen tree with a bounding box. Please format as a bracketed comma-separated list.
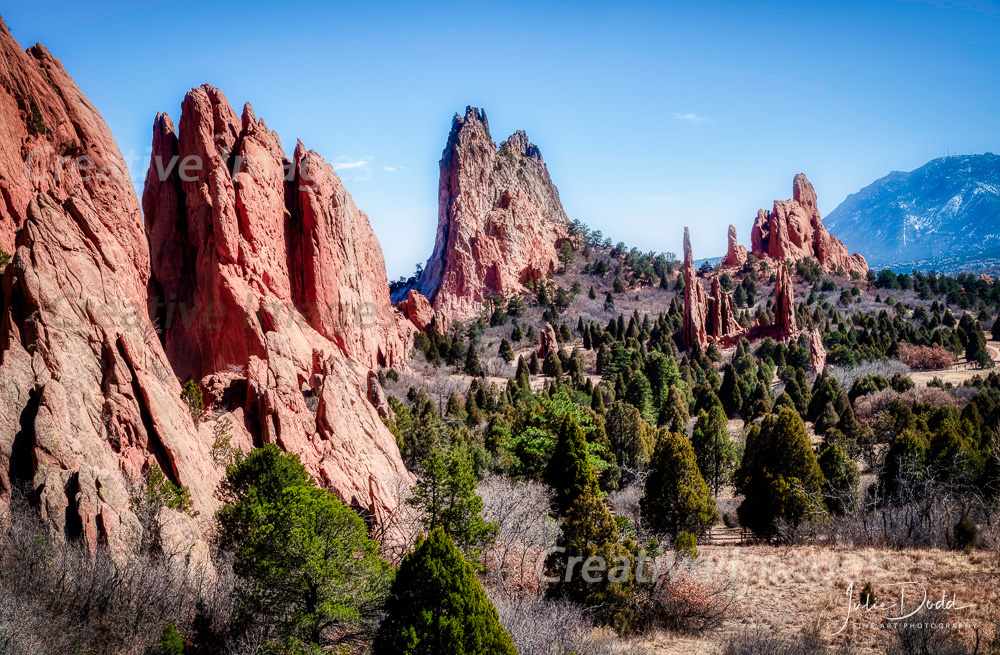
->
[606, 401, 652, 472]
[498, 338, 514, 363]
[511, 322, 523, 341]
[588, 285, 597, 300]
[718, 363, 744, 417]
[409, 448, 497, 556]
[546, 487, 636, 629]
[690, 405, 737, 495]
[545, 416, 600, 513]
[542, 350, 563, 377]
[735, 407, 825, 536]
[613, 274, 626, 294]
[817, 442, 859, 516]
[640, 430, 718, 537]
[464, 344, 484, 377]
[528, 352, 540, 374]
[515, 356, 530, 390]
[624, 370, 654, 421]
[373, 529, 516, 655]
[657, 384, 689, 432]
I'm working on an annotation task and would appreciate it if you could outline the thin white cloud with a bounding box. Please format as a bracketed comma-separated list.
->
[333, 160, 370, 170]
[383, 166, 397, 172]
[673, 112, 709, 123]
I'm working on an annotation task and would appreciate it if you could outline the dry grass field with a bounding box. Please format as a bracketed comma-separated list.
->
[639, 544, 1000, 654]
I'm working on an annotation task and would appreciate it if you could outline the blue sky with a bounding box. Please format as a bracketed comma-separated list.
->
[5, 0, 999, 279]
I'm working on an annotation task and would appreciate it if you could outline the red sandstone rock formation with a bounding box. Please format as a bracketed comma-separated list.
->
[750, 174, 868, 277]
[0, 16, 214, 550]
[398, 289, 440, 332]
[708, 276, 740, 340]
[142, 85, 412, 519]
[809, 329, 827, 373]
[774, 263, 798, 339]
[679, 228, 709, 351]
[538, 322, 559, 359]
[721, 224, 747, 268]
[412, 107, 569, 321]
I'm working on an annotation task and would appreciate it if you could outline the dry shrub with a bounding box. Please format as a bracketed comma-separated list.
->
[855, 386, 964, 421]
[899, 343, 955, 370]
[721, 629, 853, 655]
[0, 492, 233, 655]
[489, 593, 650, 655]
[478, 475, 560, 596]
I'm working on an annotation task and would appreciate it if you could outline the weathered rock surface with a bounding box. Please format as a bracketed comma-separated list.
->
[808, 329, 827, 373]
[0, 16, 216, 550]
[750, 174, 868, 277]
[721, 224, 747, 268]
[142, 85, 412, 519]
[679, 228, 709, 350]
[398, 289, 438, 332]
[774, 263, 797, 339]
[707, 276, 740, 340]
[411, 107, 569, 321]
[538, 322, 559, 359]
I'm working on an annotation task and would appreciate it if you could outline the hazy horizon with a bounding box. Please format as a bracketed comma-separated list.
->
[4, 0, 999, 279]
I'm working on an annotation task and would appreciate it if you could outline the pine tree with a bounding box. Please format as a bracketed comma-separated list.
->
[718, 363, 744, 417]
[373, 529, 516, 655]
[546, 486, 636, 629]
[464, 344, 484, 377]
[511, 321, 523, 341]
[498, 338, 514, 363]
[528, 351, 540, 374]
[545, 416, 600, 514]
[657, 384, 689, 432]
[614, 274, 626, 294]
[690, 405, 737, 495]
[588, 285, 597, 300]
[409, 448, 496, 556]
[817, 442, 859, 516]
[735, 407, 825, 536]
[640, 430, 718, 537]
[542, 350, 563, 377]
[624, 370, 654, 421]
[606, 401, 651, 472]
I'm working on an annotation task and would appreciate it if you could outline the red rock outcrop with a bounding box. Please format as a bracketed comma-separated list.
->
[538, 322, 559, 359]
[398, 289, 440, 332]
[750, 174, 868, 277]
[774, 263, 798, 339]
[707, 276, 740, 340]
[142, 85, 413, 519]
[721, 224, 747, 268]
[809, 329, 827, 373]
[0, 16, 214, 549]
[411, 107, 569, 321]
[679, 228, 709, 351]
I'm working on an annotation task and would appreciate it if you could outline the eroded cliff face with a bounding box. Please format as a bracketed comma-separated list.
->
[750, 174, 868, 277]
[0, 16, 215, 550]
[411, 106, 569, 322]
[142, 85, 413, 519]
[679, 228, 740, 351]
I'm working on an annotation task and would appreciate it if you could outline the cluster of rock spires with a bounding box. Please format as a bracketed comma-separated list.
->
[722, 174, 868, 278]
[143, 84, 415, 522]
[679, 228, 743, 351]
[398, 106, 570, 324]
[680, 226, 825, 371]
[0, 14, 413, 553]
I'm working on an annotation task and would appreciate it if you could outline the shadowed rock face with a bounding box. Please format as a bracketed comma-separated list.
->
[0, 15, 214, 549]
[774, 263, 797, 339]
[412, 106, 569, 322]
[750, 174, 868, 277]
[142, 85, 413, 520]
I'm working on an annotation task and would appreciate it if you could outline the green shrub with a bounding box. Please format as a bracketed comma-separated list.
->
[181, 380, 204, 423]
[860, 581, 876, 607]
[674, 531, 700, 559]
[158, 624, 184, 655]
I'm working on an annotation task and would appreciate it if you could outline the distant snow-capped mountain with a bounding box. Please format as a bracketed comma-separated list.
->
[824, 153, 1000, 273]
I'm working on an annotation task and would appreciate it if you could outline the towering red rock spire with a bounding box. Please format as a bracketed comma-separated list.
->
[0, 15, 214, 550]
[142, 85, 413, 518]
[750, 174, 868, 277]
[721, 224, 747, 268]
[774, 263, 797, 339]
[680, 227, 709, 350]
[708, 276, 740, 339]
[411, 106, 569, 322]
